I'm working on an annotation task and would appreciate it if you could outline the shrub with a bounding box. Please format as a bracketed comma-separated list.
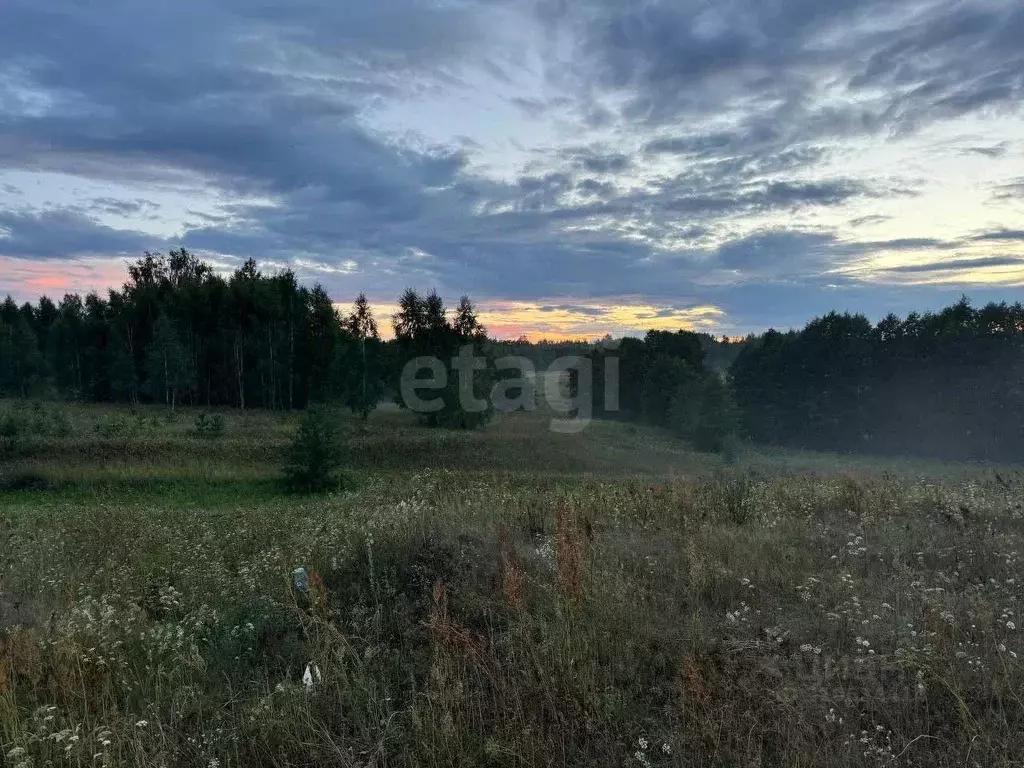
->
[429, 377, 494, 430]
[48, 408, 72, 438]
[0, 411, 28, 440]
[194, 411, 226, 439]
[284, 405, 344, 492]
[0, 404, 74, 451]
[0, 470, 52, 492]
[94, 416, 130, 439]
[700, 470, 755, 524]
[720, 433, 742, 466]
[27, 401, 49, 435]
[407, 363, 494, 430]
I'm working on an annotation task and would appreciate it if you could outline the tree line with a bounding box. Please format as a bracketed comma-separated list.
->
[2, 251, 337, 409]
[729, 299, 1024, 461]
[0, 250, 482, 422]
[575, 298, 1024, 461]
[3, 250, 1022, 460]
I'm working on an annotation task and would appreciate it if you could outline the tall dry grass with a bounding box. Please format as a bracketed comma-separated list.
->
[2, 405, 1024, 766]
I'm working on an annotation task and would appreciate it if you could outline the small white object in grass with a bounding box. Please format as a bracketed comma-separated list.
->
[293, 567, 309, 593]
[302, 661, 322, 688]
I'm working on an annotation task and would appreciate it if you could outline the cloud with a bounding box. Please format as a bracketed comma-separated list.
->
[576, 178, 616, 198]
[714, 230, 838, 273]
[961, 143, 1010, 158]
[992, 179, 1024, 200]
[882, 256, 1024, 274]
[88, 198, 162, 217]
[855, 238, 956, 251]
[0, 0, 1022, 336]
[760, 181, 866, 208]
[0, 208, 166, 260]
[0, 255, 128, 300]
[544, 0, 1024, 143]
[972, 229, 1024, 242]
[849, 215, 892, 228]
[576, 151, 632, 174]
[644, 134, 736, 156]
[538, 304, 609, 316]
[476, 300, 725, 340]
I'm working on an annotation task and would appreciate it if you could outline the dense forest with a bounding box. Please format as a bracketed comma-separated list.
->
[579, 299, 1024, 461]
[1, 250, 347, 409]
[2, 250, 1022, 460]
[0, 250, 494, 424]
[730, 300, 1024, 461]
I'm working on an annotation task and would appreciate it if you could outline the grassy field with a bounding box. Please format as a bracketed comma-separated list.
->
[2, 400, 1024, 767]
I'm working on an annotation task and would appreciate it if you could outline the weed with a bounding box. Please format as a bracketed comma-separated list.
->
[193, 411, 226, 439]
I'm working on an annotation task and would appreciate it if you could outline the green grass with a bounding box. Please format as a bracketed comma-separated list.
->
[2, 401, 1024, 766]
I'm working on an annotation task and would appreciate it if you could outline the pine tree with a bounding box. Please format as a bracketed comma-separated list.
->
[342, 294, 385, 421]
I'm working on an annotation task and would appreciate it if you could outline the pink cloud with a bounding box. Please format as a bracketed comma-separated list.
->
[0, 257, 127, 301]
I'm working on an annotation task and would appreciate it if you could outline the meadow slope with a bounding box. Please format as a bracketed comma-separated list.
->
[2, 402, 1023, 767]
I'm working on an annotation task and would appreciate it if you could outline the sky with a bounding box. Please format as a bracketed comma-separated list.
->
[0, 0, 1022, 340]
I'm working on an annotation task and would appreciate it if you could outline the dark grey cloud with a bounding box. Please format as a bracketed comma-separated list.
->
[882, 256, 1024, 274]
[0, 0, 486, 198]
[972, 229, 1024, 242]
[849, 215, 892, 228]
[0, 0, 1021, 329]
[962, 143, 1010, 158]
[856, 238, 956, 251]
[576, 178, 616, 198]
[88, 198, 162, 217]
[652, 177, 870, 219]
[714, 231, 838, 273]
[992, 180, 1024, 201]
[0, 208, 165, 259]
[760, 181, 865, 208]
[539, 304, 609, 316]
[644, 134, 735, 156]
[577, 152, 632, 174]
[544, 0, 1024, 141]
